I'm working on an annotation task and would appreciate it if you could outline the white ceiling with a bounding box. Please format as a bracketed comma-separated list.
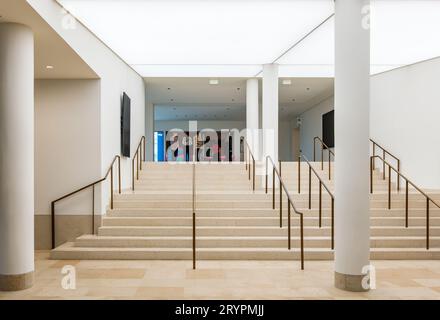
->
[148, 77, 333, 121]
[147, 78, 247, 105]
[155, 105, 246, 122]
[58, 0, 440, 77]
[0, 0, 97, 79]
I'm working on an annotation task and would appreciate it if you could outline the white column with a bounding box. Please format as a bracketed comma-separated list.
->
[0, 23, 34, 291]
[262, 64, 279, 166]
[246, 78, 259, 157]
[334, 0, 371, 291]
[145, 102, 154, 161]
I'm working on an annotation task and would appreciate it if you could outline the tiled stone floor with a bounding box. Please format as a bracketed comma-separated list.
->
[1, 251, 440, 299]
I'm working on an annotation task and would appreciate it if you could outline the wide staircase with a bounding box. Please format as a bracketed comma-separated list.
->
[51, 156, 440, 262]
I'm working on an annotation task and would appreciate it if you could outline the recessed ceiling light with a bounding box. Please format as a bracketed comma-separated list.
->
[209, 79, 219, 85]
[46, 65, 54, 69]
[282, 79, 292, 85]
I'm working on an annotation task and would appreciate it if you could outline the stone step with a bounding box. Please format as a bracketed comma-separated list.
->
[75, 235, 327, 248]
[135, 176, 242, 180]
[130, 182, 385, 190]
[113, 192, 439, 202]
[114, 192, 270, 201]
[106, 207, 440, 218]
[132, 186, 255, 191]
[74, 235, 439, 249]
[139, 168, 247, 174]
[51, 242, 330, 260]
[138, 170, 360, 178]
[112, 199, 438, 209]
[51, 242, 440, 260]
[135, 181, 393, 192]
[101, 216, 440, 227]
[97, 226, 440, 237]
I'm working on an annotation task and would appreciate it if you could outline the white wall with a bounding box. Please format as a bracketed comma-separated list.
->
[29, 0, 146, 212]
[155, 120, 246, 132]
[371, 57, 440, 189]
[296, 57, 440, 189]
[145, 102, 154, 161]
[291, 127, 300, 160]
[35, 80, 101, 215]
[298, 97, 334, 161]
[279, 119, 299, 161]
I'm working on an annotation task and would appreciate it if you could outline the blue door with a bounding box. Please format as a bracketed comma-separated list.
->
[154, 131, 165, 162]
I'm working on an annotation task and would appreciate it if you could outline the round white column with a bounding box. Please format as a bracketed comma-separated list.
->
[0, 23, 34, 291]
[246, 78, 259, 156]
[334, 0, 371, 292]
[262, 64, 279, 165]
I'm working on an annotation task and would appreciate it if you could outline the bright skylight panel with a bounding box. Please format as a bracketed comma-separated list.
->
[277, 15, 334, 66]
[279, 0, 440, 75]
[58, 0, 334, 65]
[58, 0, 440, 77]
[371, 0, 440, 67]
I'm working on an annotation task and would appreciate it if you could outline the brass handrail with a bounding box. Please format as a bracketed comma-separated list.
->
[50, 155, 121, 249]
[265, 156, 305, 270]
[370, 155, 439, 249]
[192, 135, 197, 270]
[313, 136, 401, 188]
[313, 136, 335, 180]
[300, 155, 335, 249]
[132, 136, 146, 190]
[370, 138, 401, 191]
[244, 139, 256, 191]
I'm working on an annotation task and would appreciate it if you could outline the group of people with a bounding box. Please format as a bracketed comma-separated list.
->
[165, 133, 231, 162]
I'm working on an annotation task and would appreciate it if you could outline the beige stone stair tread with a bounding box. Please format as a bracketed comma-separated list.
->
[53, 242, 330, 252]
[103, 215, 440, 219]
[54, 243, 440, 254]
[370, 247, 440, 252]
[97, 225, 440, 230]
[99, 225, 287, 229]
[103, 216, 294, 221]
[121, 191, 268, 195]
[77, 235, 329, 241]
[78, 235, 440, 241]
[108, 207, 440, 213]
